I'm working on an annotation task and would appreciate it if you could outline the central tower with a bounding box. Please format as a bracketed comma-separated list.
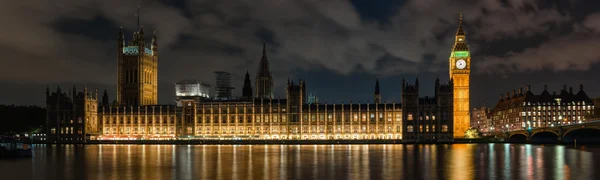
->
[255, 42, 274, 99]
[117, 7, 158, 106]
[449, 13, 470, 137]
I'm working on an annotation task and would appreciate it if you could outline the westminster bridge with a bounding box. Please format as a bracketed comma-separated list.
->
[498, 120, 600, 144]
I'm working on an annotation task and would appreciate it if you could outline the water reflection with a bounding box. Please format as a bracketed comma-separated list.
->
[1, 144, 599, 180]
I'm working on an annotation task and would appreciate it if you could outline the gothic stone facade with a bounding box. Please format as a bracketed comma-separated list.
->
[46, 86, 99, 142]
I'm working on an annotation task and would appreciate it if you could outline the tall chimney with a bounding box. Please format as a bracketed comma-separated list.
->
[526, 85, 531, 92]
[580, 84, 584, 91]
[500, 94, 504, 100]
[519, 88, 523, 95]
[563, 84, 567, 91]
[544, 85, 548, 91]
[553, 91, 556, 96]
[569, 87, 573, 94]
[506, 92, 510, 99]
[512, 90, 516, 97]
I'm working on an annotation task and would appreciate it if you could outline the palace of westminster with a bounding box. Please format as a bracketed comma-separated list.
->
[45, 13, 594, 142]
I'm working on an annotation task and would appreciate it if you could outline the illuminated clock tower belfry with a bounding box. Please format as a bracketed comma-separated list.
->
[449, 13, 470, 137]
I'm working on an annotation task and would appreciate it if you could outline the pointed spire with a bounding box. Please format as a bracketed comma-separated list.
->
[243, 70, 253, 98]
[118, 27, 124, 42]
[255, 41, 274, 99]
[262, 41, 267, 58]
[72, 85, 76, 97]
[46, 85, 50, 98]
[456, 12, 465, 36]
[102, 90, 109, 107]
[374, 78, 380, 95]
[415, 77, 419, 90]
[374, 78, 381, 104]
[136, 6, 141, 31]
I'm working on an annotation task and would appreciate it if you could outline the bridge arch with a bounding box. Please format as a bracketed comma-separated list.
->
[529, 131, 559, 143]
[562, 127, 600, 144]
[531, 130, 559, 137]
[507, 133, 527, 143]
[563, 126, 600, 137]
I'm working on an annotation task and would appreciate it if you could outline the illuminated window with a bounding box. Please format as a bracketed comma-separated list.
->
[442, 125, 448, 132]
[407, 126, 413, 132]
[408, 113, 413, 121]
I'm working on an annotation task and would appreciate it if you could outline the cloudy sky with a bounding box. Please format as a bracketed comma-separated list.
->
[1, 0, 600, 108]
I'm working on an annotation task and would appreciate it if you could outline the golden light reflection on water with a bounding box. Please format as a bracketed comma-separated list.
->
[448, 144, 475, 180]
[8, 144, 600, 180]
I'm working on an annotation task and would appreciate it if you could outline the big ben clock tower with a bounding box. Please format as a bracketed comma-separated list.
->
[449, 13, 470, 138]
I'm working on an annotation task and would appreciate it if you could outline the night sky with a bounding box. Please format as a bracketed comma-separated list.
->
[2, 0, 600, 108]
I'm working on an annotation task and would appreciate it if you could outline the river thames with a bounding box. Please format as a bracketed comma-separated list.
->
[0, 144, 598, 180]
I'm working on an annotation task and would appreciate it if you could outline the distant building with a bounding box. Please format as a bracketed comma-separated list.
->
[490, 85, 594, 133]
[175, 80, 210, 98]
[46, 86, 99, 142]
[175, 80, 210, 106]
[214, 71, 234, 100]
[471, 106, 491, 135]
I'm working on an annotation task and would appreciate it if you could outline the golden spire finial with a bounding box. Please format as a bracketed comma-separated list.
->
[459, 12, 463, 24]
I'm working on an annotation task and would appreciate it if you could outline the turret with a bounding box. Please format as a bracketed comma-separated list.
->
[118, 27, 124, 53]
[374, 78, 381, 104]
[415, 77, 419, 91]
[402, 78, 406, 92]
[151, 31, 158, 56]
[435, 76, 440, 95]
[138, 26, 145, 52]
[242, 71, 253, 99]
[72, 85, 76, 98]
[84, 85, 88, 99]
[102, 90, 109, 107]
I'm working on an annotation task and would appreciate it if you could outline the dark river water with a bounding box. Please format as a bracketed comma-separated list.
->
[0, 144, 599, 180]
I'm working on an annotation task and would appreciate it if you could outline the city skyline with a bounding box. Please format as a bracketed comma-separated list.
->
[2, 0, 600, 108]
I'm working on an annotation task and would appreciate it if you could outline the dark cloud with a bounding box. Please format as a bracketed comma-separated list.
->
[1, 0, 600, 107]
[477, 13, 600, 73]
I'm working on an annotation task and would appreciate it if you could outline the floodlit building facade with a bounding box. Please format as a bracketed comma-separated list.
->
[46, 14, 460, 142]
[471, 106, 492, 135]
[489, 85, 594, 133]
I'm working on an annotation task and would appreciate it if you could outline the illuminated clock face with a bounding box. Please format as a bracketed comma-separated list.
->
[456, 59, 466, 69]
